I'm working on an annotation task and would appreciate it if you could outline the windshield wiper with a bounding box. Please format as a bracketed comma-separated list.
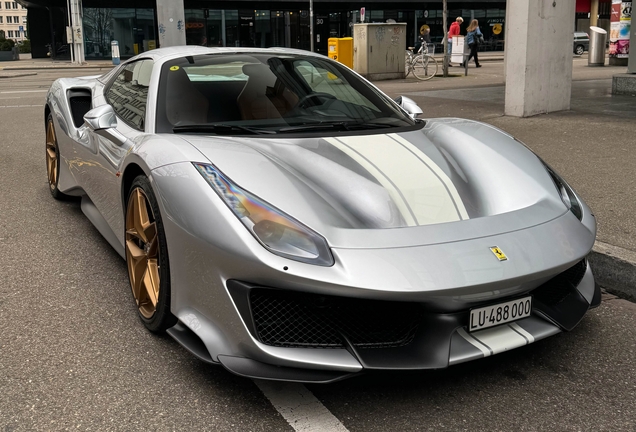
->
[173, 124, 275, 135]
[278, 121, 396, 133]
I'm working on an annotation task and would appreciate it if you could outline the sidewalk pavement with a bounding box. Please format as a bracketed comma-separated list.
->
[373, 60, 636, 300]
[0, 57, 115, 71]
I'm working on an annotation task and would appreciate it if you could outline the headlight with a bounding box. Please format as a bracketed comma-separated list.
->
[194, 163, 334, 266]
[543, 164, 583, 220]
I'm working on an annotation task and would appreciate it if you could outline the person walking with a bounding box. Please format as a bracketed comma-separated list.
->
[447, 17, 463, 66]
[463, 19, 483, 68]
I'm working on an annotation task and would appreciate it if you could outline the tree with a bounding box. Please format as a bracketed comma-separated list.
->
[83, 8, 113, 56]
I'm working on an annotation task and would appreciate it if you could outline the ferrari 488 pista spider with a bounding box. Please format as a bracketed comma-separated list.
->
[45, 46, 600, 382]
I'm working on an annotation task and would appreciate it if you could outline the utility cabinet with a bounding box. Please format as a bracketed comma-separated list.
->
[353, 23, 406, 80]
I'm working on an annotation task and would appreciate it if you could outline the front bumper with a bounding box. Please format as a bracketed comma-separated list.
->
[167, 260, 599, 383]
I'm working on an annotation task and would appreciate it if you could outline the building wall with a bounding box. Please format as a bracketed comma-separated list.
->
[0, 0, 27, 41]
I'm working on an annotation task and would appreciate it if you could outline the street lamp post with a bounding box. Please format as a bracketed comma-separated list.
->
[309, 0, 314, 52]
[442, 0, 448, 77]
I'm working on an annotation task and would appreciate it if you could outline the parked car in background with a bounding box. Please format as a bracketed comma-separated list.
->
[574, 32, 590, 55]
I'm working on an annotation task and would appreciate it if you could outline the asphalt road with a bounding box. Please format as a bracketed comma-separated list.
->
[1, 68, 635, 431]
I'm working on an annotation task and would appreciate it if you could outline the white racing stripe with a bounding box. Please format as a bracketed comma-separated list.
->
[470, 324, 529, 355]
[389, 133, 469, 220]
[255, 380, 349, 432]
[458, 322, 535, 358]
[510, 322, 535, 343]
[326, 136, 418, 226]
[325, 134, 467, 226]
[457, 328, 492, 356]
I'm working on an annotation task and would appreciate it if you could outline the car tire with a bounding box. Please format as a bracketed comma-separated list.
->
[125, 175, 177, 333]
[575, 45, 585, 55]
[45, 113, 72, 200]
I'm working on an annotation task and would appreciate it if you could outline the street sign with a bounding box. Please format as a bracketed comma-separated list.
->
[18, 25, 23, 31]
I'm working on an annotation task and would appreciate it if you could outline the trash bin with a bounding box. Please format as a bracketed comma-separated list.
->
[111, 40, 120, 66]
[588, 26, 607, 67]
[328, 37, 354, 69]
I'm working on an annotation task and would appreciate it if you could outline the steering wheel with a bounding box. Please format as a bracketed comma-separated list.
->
[296, 92, 337, 109]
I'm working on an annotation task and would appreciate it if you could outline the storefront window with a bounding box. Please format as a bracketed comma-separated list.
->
[207, 10, 223, 47]
[255, 10, 271, 48]
[369, 10, 384, 23]
[225, 10, 239, 47]
[185, 9, 206, 45]
[83, 8, 156, 59]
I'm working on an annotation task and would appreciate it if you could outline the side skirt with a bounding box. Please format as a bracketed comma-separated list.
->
[80, 195, 125, 259]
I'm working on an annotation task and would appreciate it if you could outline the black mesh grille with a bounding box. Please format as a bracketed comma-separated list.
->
[250, 289, 421, 349]
[532, 259, 587, 306]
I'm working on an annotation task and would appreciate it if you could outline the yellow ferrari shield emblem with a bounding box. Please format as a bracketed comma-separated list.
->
[490, 246, 508, 261]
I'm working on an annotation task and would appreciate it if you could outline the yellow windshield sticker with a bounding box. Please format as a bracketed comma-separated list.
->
[490, 247, 508, 261]
[170, 66, 180, 71]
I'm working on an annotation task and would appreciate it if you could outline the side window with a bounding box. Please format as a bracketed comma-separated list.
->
[106, 59, 153, 130]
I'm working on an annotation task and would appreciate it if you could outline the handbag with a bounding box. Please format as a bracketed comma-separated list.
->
[471, 31, 484, 45]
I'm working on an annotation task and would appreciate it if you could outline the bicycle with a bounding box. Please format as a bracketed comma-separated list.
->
[405, 43, 438, 81]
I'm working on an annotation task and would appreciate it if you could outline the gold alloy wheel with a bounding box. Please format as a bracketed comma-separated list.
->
[125, 188, 160, 319]
[45, 120, 58, 190]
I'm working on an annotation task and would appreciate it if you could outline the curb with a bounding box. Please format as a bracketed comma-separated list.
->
[588, 241, 636, 302]
[1, 65, 113, 71]
[0, 72, 37, 78]
[432, 57, 504, 63]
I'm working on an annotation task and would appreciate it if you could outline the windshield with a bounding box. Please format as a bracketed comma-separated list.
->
[155, 53, 416, 135]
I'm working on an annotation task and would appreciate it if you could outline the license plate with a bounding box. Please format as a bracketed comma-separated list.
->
[468, 296, 532, 332]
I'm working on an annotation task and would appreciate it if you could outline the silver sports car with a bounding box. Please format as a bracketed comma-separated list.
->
[45, 46, 600, 382]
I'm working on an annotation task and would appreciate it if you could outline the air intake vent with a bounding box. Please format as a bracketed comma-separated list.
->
[250, 289, 422, 349]
[532, 259, 587, 306]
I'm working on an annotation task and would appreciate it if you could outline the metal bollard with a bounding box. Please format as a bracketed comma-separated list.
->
[588, 27, 607, 67]
[111, 40, 120, 65]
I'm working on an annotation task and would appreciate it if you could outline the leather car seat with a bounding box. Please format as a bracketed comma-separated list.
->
[237, 63, 286, 120]
[165, 67, 209, 125]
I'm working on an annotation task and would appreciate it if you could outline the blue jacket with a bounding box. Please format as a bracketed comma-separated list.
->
[466, 27, 483, 45]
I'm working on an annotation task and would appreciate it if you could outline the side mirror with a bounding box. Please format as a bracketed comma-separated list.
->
[84, 104, 127, 145]
[394, 96, 423, 119]
[84, 104, 117, 131]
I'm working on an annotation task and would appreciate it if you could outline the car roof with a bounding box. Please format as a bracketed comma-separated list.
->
[125, 46, 325, 66]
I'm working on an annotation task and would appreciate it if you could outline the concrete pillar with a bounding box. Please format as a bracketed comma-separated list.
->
[504, 0, 576, 117]
[629, 17, 636, 74]
[156, 0, 186, 48]
[69, 0, 85, 64]
[590, 0, 599, 28]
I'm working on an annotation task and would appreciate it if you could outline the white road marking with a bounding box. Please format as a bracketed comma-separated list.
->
[255, 380, 349, 432]
[0, 90, 48, 93]
[0, 105, 41, 108]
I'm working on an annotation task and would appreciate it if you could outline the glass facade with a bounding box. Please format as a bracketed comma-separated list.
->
[83, 8, 156, 59]
[27, 1, 508, 59]
[181, 6, 506, 54]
